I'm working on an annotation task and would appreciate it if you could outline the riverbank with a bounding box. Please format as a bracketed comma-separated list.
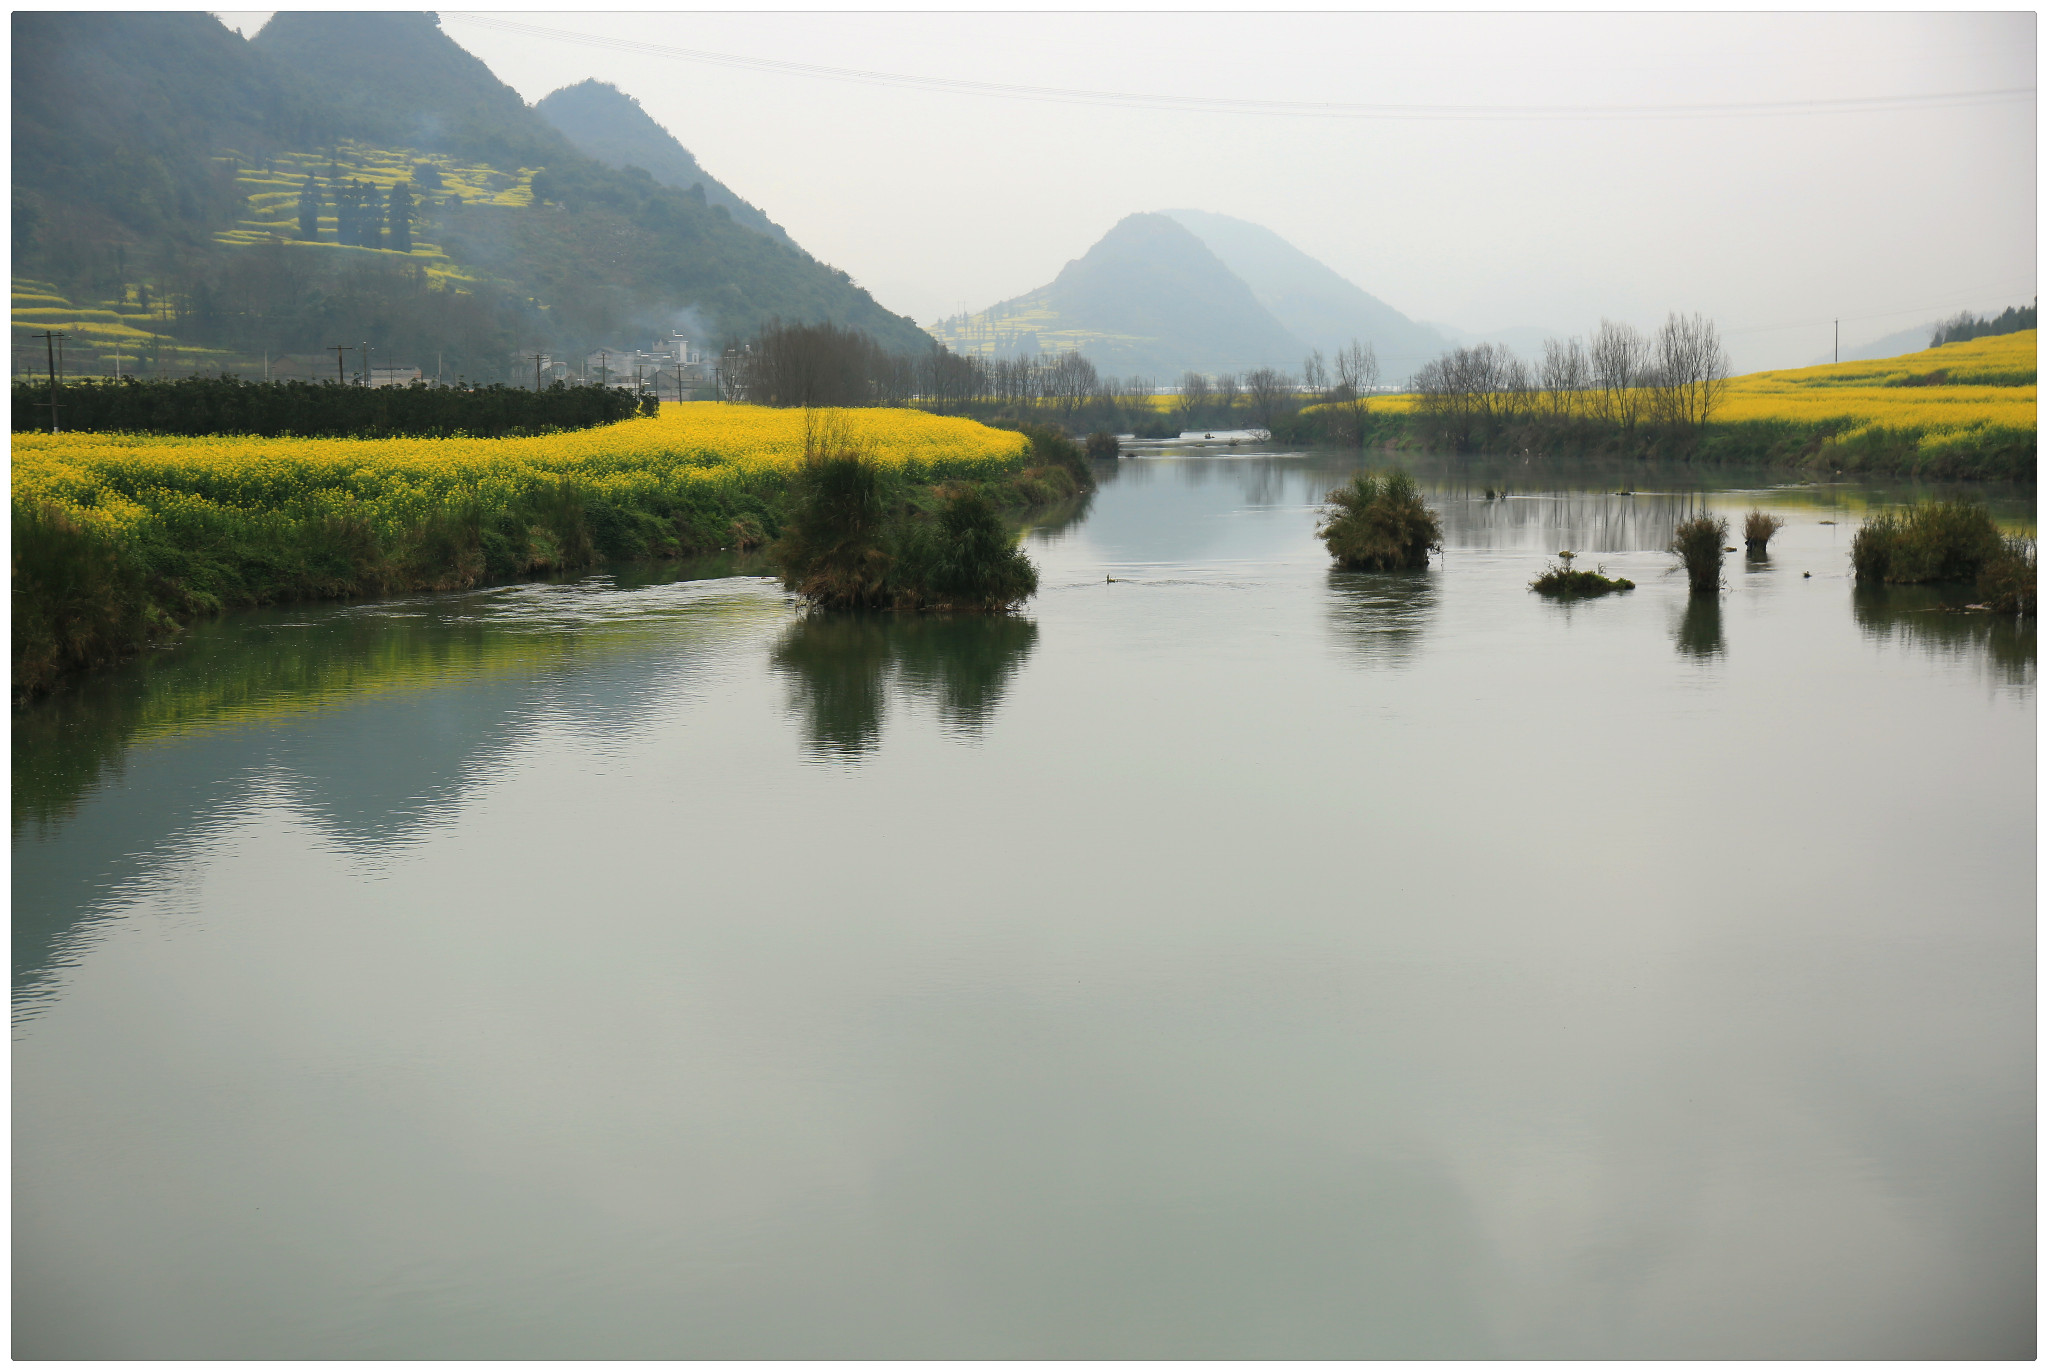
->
[1287, 331, 2037, 482]
[12, 403, 1085, 699]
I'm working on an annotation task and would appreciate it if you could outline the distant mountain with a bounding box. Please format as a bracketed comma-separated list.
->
[931, 213, 1306, 378]
[11, 11, 931, 379]
[1813, 321, 1940, 366]
[1158, 210, 1448, 381]
[536, 80, 791, 248]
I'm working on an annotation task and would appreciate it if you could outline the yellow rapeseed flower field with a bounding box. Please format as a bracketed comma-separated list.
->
[1347, 331, 2036, 434]
[1714, 330, 2035, 439]
[12, 403, 1031, 539]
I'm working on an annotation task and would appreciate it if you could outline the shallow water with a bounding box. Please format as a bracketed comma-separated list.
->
[12, 451, 2036, 1358]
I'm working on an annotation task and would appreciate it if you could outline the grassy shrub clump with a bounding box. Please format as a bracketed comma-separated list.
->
[1531, 552, 1635, 598]
[1671, 513, 1728, 594]
[1743, 510, 1784, 553]
[771, 447, 895, 609]
[892, 490, 1039, 611]
[1850, 499, 2006, 585]
[771, 413, 1039, 613]
[1319, 471, 1444, 571]
[1977, 536, 2036, 615]
[1085, 431, 1121, 460]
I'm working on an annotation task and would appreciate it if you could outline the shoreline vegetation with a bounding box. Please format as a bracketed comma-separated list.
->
[728, 319, 2032, 486]
[12, 401, 1086, 699]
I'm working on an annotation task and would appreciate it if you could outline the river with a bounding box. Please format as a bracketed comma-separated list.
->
[12, 447, 2036, 1358]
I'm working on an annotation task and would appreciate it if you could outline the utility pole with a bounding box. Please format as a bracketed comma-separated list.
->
[361, 340, 371, 386]
[1834, 319, 1839, 365]
[531, 353, 547, 392]
[32, 330, 65, 433]
[599, 349, 609, 388]
[328, 344, 350, 384]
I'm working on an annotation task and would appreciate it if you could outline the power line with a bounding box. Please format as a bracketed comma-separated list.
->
[442, 14, 2036, 122]
[1724, 281, 2039, 336]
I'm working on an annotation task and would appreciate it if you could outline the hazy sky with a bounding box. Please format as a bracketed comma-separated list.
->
[213, 9, 2036, 370]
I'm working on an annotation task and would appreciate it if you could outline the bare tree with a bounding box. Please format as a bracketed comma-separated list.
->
[1331, 338, 1380, 446]
[1175, 370, 1211, 428]
[1243, 366, 1297, 437]
[1650, 312, 1730, 429]
[1302, 348, 1328, 399]
[1589, 319, 1650, 431]
[1046, 350, 1099, 418]
[1214, 372, 1241, 425]
[1539, 336, 1591, 419]
[1411, 343, 1532, 449]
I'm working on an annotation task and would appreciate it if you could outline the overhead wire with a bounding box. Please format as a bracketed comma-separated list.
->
[441, 14, 2035, 122]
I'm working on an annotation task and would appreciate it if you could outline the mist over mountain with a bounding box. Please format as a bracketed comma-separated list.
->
[934, 209, 1473, 381]
[1159, 210, 1448, 380]
[931, 213, 1306, 377]
[537, 80, 792, 248]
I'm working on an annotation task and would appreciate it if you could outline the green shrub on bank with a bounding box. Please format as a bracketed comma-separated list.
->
[1318, 470, 1443, 571]
[1851, 500, 2004, 584]
[1671, 513, 1728, 595]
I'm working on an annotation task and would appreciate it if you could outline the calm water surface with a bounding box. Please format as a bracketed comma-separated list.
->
[13, 450, 2036, 1358]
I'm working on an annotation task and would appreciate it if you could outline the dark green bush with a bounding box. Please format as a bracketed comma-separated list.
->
[1085, 430, 1121, 460]
[1671, 513, 1728, 594]
[1851, 500, 2005, 584]
[769, 451, 895, 610]
[892, 491, 1038, 611]
[1319, 471, 1443, 571]
[13, 375, 644, 438]
[1978, 536, 2037, 615]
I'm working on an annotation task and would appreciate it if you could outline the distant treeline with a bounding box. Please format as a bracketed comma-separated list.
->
[11, 376, 652, 438]
[1931, 301, 2037, 349]
[725, 320, 1278, 436]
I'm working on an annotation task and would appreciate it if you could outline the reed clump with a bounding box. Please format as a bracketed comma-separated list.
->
[1743, 509, 1784, 554]
[1531, 551, 1634, 598]
[1850, 500, 2005, 585]
[1319, 470, 1444, 571]
[1085, 431, 1121, 460]
[1671, 513, 1728, 594]
[1977, 536, 2036, 616]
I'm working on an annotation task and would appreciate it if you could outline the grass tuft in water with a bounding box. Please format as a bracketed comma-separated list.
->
[1531, 551, 1634, 598]
[1319, 470, 1444, 571]
[1977, 536, 2036, 616]
[1743, 509, 1784, 554]
[1671, 513, 1728, 595]
[1850, 499, 2006, 586]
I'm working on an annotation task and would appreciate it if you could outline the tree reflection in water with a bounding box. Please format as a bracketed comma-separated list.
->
[1853, 585, 2036, 688]
[1673, 596, 1726, 660]
[1324, 568, 1439, 668]
[771, 613, 1040, 760]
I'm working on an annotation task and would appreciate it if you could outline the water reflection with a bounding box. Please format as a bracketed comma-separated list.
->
[12, 570, 784, 1017]
[771, 613, 1040, 761]
[1852, 586, 2036, 688]
[1673, 597, 1726, 660]
[1325, 569, 1439, 668]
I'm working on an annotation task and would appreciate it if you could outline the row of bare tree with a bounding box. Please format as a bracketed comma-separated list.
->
[1411, 314, 1729, 449]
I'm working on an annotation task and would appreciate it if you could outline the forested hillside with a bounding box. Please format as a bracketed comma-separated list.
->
[11, 11, 930, 383]
[537, 80, 793, 247]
